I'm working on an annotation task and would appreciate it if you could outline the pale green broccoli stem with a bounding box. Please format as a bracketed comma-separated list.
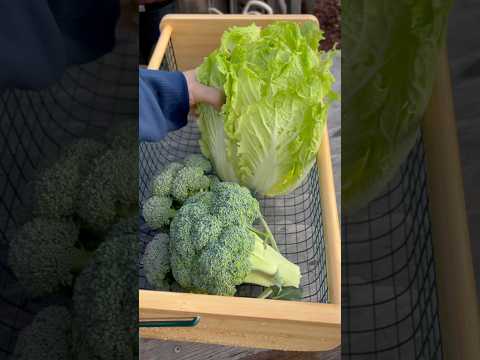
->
[244, 236, 301, 289]
[257, 287, 274, 299]
[258, 216, 279, 252]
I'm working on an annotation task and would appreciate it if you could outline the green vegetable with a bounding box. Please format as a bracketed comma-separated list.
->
[197, 21, 336, 196]
[142, 196, 176, 229]
[12, 306, 73, 360]
[33, 139, 105, 219]
[151, 162, 184, 197]
[183, 154, 213, 173]
[143, 155, 214, 230]
[143, 233, 171, 290]
[170, 182, 300, 296]
[8, 218, 90, 297]
[171, 166, 211, 202]
[342, 0, 452, 212]
[77, 147, 137, 233]
[72, 235, 137, 360]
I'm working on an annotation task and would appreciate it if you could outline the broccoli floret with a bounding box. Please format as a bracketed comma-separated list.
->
[77, 147, 137, 233]
[8, 218, 90, 297]
[33, 139, 105, 219]
[171, 166, 210, 203]
[142, 233, 171, 290]
[142, 196, 176, 229]
[211, 182, 261, 225]
[12, 306, 73, 360]
[208, 175, 221, 188]
[61, 138, 106, 169]
[105, 120, 138, 150]
[170, 183, 301, 296]
[183, 154, 212, 174]
[72, 235, 137, 360]
[151, 162, 184, 197]
[108, 216, 138, 238]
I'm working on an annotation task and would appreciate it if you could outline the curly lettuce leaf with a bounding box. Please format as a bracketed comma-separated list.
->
[197, 21, 336, 196]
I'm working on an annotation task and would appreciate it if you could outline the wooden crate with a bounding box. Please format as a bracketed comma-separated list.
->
[422, 49, 480, 360]
[139, 15, 341, 351]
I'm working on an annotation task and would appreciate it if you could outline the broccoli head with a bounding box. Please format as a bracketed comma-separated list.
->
[171, 166, 211, 203]
[151, 162, 184, 197]
[142, 233, 171, 290]
[169, 182, 301, 296]
[183, 154, 212, 173]
[142, 196, 176, 229]
[73, 234, 137, 360]
[12, 306, 73, 360]
[33, 138, 105, 219]
[8, 218, 88, 297]
[77, 147, 137, 233]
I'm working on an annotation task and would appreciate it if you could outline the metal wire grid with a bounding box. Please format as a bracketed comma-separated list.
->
[139, 41, 328, 303]
[0, 27, 137, 358]
[139, 123, 328, 303]
[342, 136, 443, 360]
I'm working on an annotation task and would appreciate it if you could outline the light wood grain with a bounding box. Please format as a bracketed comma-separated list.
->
[139, 290, 340, 351]
[317, 131, 341, 306]
[141, 14, 341, 352]
[422, 48, 480, 360]
[159, 14, 319, 70]
[147, 24, 172, 70]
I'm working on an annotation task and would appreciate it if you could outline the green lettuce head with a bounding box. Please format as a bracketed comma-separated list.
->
[197, 21, 337, 196]
[342, 0, 452, 213]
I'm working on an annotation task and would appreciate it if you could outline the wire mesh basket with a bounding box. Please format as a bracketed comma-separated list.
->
[138, 14, 340, 351]
[139, 14, 336, 304]
[342, 135, 443, 360]
[139, 122, 329, 303]
[0, 24, 137, 359]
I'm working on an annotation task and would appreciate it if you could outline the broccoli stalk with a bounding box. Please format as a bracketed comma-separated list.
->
[243, 234, 300, 288]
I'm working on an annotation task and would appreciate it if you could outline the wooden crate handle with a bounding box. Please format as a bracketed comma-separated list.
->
[147, 24, 173, 70]
[423, 48, 480, 359]
[317, 131, 341, 305]
[139, 290, 340, 351]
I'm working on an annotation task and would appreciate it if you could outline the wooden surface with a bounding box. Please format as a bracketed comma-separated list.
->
[422, 49, 480, 359]
[139, 291, 341, 351]
[158, 14, 318, 70]
[447, 0, 480, 300]
[240, 348, 341, 360]
[147, 24, 172, 70]
[317, 132, 341, 305]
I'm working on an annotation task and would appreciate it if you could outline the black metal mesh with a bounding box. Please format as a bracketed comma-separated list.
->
[0, 27, 137, 358]
[342, 135, 443, 360]
[139, 41, 329, 303]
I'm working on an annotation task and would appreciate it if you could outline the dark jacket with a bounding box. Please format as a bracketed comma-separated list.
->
[139, 69, 189, 142]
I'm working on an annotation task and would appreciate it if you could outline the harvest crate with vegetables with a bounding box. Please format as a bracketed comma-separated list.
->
[139, 15, 341, 351]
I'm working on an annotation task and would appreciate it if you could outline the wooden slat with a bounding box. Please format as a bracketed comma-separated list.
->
[147, 24, 173, 70]
[139, 290, 341, 351]
[422, 48, 480, 360]
[317, 131, 341, 305]
[159, 14, 319, 70]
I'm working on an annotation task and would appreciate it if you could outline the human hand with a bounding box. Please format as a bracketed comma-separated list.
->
[183, 69, 225, 114]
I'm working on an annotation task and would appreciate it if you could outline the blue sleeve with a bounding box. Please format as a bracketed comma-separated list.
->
[139, 69, 190, 142]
